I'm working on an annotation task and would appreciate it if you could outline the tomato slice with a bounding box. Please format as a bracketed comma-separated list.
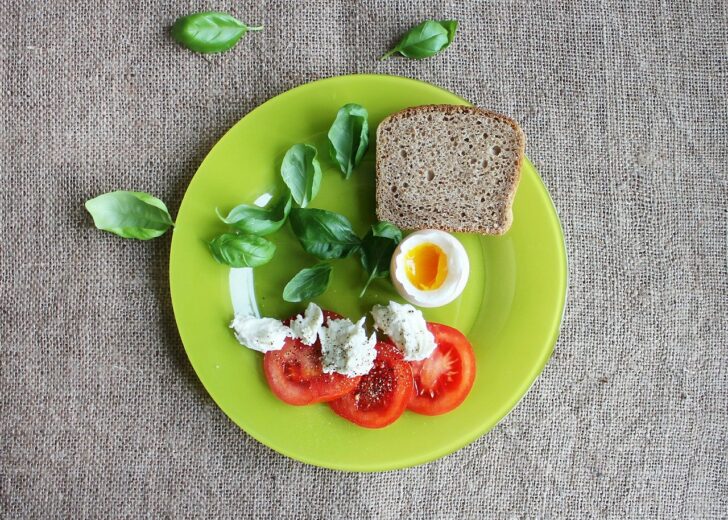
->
[328, 343, 414, 428]
[407, 323, 476, 415]
[263, 310, 359, 405]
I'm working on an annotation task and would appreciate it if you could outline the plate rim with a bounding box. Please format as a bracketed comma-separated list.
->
[169, 73, 568, 472]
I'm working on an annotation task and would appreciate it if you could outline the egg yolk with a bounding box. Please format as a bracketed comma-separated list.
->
[404, 243, 448, 290]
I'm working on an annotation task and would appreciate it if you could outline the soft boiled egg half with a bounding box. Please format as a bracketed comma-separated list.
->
[390, 230, 470, 308]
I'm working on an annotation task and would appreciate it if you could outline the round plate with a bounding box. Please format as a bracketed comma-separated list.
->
[170, 74, 567, 471]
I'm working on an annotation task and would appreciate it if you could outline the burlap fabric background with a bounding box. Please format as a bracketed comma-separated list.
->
[1, 1, 726, 517]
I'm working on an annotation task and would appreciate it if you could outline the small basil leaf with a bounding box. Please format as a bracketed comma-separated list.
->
[216, 192, 292, 236]
[209, 233, 275, 268]
[327, 104, 369, 179]
[280, 144, 322, 208]
[380, 20, 458, 60]
[289, 208, 361, 260]
[283, 263, 332, 303]
[359, 221, 403, 297]
[84, 191, 173, 240]
[171, 12, 263, 54]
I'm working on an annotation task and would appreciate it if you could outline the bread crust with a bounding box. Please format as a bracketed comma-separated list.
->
[375, 104, 525, 235]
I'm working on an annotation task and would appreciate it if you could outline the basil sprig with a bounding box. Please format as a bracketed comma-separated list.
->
[171, 12, 263, 54]
[280, 144, 322, 208]
[85, 191, 174, 240]
[358, 221, 403, 297]
[216, 192, 292, 236]
[283, 263, 333, 302]
[381, 20, 458, 60]
[327, 104, 369, 179]
[209, 233, 276, 268]
[289, 208, 360, 260]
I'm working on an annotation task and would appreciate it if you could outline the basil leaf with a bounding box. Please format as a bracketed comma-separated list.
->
[327, 104, 369, 179]
[439, 20, 458, 43]
[380, 20, 458, 60]
[283, 263, 332, 302]
[209, 233, 275, 267]
[359, 221, 403, 297]
[289, 208, 361, 260]
[171, 11, 263, 54]
[84, 191, 173, 240]
[280, 144, 322, 208]
[216, 192, 292, 236]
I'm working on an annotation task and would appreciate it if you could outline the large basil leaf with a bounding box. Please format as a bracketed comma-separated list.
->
[280, 144, 322, 208]
[381, 20, 458, 60]
[358, 221, 403, 296]
[289, 208, 361, 260]
[84, 191, 173, 240]
[171, 12, 263, 54]
[282, 263, 332, 302]
[327, 104, 369, 179]
[209, 233, 275, 267]
[216, 192, 292, 236]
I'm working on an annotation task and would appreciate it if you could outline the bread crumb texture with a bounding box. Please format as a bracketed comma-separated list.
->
[375, 105, 525, 235]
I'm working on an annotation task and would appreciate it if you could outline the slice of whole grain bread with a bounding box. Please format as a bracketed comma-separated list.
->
[375, 105, 525, 235]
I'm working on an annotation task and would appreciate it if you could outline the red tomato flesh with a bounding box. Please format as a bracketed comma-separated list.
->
[408, 323, 476, 416]
[263, 310, 359, 405]
[329, 343, 414, 428]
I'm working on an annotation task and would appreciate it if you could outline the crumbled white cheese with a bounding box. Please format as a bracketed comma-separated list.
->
[370, 301, 436, 361]
[289, 302, 324, 346]
[230, 314, 293, 353]
[319, 317, 377, 377]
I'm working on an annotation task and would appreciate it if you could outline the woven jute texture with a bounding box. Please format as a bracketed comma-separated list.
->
[1, 1, 726, 518]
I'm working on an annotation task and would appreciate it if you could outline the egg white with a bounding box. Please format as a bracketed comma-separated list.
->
[390, 230, 470, 308]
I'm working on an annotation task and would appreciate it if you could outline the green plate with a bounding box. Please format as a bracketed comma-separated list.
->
[170, 74, 567, 472]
